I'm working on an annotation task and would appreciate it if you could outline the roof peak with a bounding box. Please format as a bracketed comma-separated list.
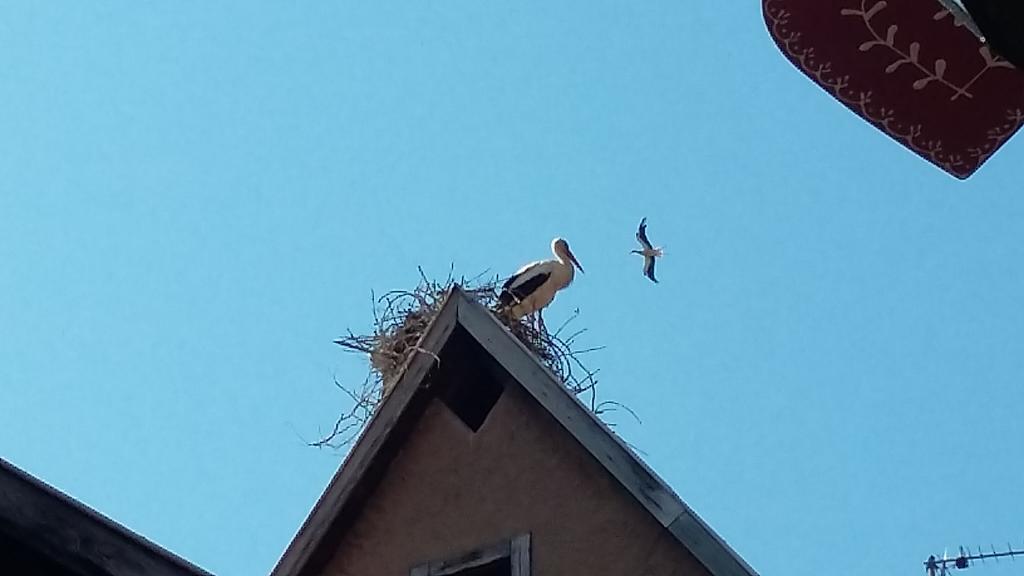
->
[272, 286, 757, 576]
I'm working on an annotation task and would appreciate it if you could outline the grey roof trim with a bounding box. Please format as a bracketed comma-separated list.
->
[271, 286, 758, 576]
[271, 292, 460, 576]
[455, 289, 758, 576]
[0, 457, 213, 576]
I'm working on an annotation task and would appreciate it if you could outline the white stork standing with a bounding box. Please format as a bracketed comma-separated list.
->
[499, 237, 584, 331]
[631, 217, 663, 283]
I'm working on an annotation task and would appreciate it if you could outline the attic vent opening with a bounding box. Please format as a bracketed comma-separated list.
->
[436, 326, 506, 432]
[440, 368, 504, 432]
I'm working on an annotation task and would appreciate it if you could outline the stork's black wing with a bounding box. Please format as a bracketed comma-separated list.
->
[636, 217, 653, 250]
[499, 268, 551, 306]
[643, 255, 658, 283]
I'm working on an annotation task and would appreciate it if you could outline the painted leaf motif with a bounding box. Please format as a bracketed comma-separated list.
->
[866, 1, 887, 19]
[980, 45, 995, 64]
[886, 59, 907, 73]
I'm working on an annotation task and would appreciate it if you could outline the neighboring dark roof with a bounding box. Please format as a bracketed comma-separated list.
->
[0, 458, 213, 576]
[271, 286, 758, 576]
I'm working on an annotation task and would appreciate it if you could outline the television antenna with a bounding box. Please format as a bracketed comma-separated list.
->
[926, 543, 1024, 576]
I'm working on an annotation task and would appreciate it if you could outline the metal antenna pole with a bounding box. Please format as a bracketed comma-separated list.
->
[925, 542, 1024, 574]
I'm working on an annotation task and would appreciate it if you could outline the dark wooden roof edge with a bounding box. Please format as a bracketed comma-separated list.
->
[453, 288, 759, 576]
[271, 286, 759, 576]
[270, 288, 460, 576]
[0, 457, 214, 576]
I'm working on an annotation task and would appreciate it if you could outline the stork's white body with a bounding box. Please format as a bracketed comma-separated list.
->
[506, 259, 575, 319]
[499, 238, 584, 324]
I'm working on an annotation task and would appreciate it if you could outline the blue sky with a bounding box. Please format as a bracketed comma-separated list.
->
[2, 2, 1022, 575]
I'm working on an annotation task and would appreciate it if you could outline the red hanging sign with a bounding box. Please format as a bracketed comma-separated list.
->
[763, 0, 1024, 179]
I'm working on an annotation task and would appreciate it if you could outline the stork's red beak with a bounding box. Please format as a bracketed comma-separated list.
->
[567, 248, 584, 274]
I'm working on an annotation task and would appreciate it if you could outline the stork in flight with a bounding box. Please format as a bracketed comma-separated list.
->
[499, 237, 584, 331]
[631, 217, 663, 283]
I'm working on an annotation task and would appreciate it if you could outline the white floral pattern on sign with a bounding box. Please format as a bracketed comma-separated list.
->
[841, 0, 1013, 101]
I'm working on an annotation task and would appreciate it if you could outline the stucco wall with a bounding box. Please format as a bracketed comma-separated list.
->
[319, 377, 711, 576]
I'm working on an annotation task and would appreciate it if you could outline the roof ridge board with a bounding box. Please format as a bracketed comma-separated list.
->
[452, 288, 758, 576]
[453, 290, 686, 524]
[670, 507, 760, 576]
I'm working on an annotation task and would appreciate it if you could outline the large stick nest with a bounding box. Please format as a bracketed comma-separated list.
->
[314, 268, 636, 449]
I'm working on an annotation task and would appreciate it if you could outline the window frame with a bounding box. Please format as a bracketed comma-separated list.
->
[411, 533, 531, 576]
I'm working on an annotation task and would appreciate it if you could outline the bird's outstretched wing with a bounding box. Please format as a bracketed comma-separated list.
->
[636, 217, 653, 250]
[643, 255, 658, 283]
